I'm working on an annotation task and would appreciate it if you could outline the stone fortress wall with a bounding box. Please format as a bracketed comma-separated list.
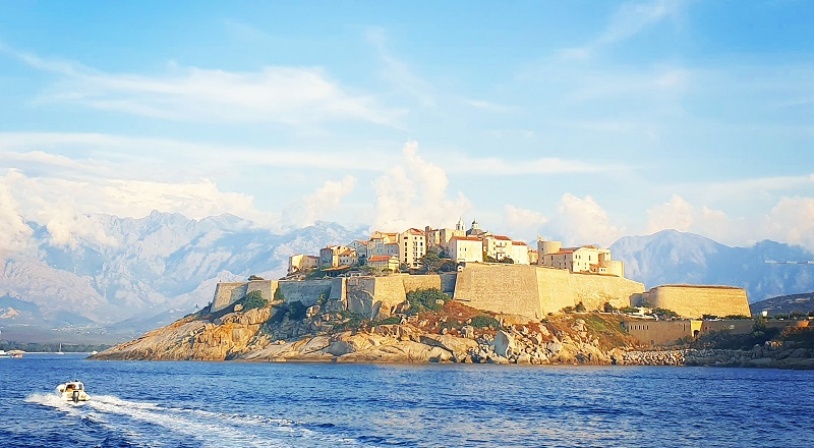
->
[453, 264, 646, 319]
[632, 285, 751, 319]
[209, 266, 750, 322]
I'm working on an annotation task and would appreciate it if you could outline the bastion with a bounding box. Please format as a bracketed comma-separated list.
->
[632, 285, 751, 319]
[453, 264, 645, 319]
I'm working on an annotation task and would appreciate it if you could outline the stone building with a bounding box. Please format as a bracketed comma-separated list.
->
[288, 254, 319, 275]
[537, 239, 624, 277]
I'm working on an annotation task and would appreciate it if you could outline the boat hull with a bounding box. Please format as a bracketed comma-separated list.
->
[55, 382, 91, 402]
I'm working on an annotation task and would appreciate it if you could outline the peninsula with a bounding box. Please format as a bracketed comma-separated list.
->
[94, 221, 813, 368]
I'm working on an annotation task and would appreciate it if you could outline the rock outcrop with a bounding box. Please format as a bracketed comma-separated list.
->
[92, 297, 814, 369]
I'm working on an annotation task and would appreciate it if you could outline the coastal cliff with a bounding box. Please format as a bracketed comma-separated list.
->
[93, 285, 813, 368]
[93, 295, 649, 365]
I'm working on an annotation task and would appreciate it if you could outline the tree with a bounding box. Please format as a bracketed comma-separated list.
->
[419, 251, 443, 273]
[248, 275, 265, 281]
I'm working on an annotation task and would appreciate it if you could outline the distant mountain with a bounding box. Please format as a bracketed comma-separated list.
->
[0, 211, 366, 338]
[3, 215, 813, 341]
[749, 292, 814, 317]
[611, 229, 814, 302]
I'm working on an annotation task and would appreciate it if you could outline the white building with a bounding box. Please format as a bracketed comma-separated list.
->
[449, 236, 484, 263]
[399, 228, 427, 269]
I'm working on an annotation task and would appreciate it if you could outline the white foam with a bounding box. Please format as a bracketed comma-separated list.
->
[28, 392, 366, 448]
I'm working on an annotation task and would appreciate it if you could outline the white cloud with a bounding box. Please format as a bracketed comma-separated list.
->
[763, 197, 814, 251]
[366, 28, 436, 107]
[290, 175, 357, 227]
[644, 194, 814, 251]
[501, 205, 549, 242]
[0, 170, 279, 249]
[547, 194, 625, 247]
[0, 172, 34, 254]
[0, 132, 394, 178]
[4, 45, 400, 126]
[443, 155, 626, 176]
[561, 0, 687, 58]
[371, 141, 470, 231]
[646, 194, 694, 233]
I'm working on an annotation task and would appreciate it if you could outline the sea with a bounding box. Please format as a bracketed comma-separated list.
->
[1, 354, 812, 448]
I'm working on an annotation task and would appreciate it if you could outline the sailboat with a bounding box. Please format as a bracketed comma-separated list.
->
[56, 343, 64, 355]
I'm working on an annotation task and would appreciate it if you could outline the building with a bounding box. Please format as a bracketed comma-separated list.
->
[528, 246, 539, 265]
[288, 254, 320, 275]
[510, 241, 530, 265]
[449, 236, 484, 263]
[347, 240, 368, 260]
[465, 219, 487, 237]
[537, 239, 624, 277]
[338, 248, 358, 267]
[367, 255, 400, 272]
[368, 231, 400, 258]
[319, 245, 350, 268]
[399, 228, 427, 269]
[424, 219, 466, 255]
[483, 234, 513, 261]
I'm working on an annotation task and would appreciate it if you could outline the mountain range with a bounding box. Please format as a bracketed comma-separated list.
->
[1, 212, 812, 342]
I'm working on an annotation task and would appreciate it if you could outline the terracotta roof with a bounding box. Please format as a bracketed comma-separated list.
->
[368, 255, 396, 262]
[492, 235, 511, 241]
[451, 236, 482, 242]
[512, 241, 527, 246]
[549, 250, 575, 255]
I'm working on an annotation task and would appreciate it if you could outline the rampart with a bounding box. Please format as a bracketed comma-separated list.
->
[210, 282, 249, 313]
[454, 264, 645, 319]
[211, 266, 717, 323]
[634, 285, 751, 319]
[622, 320, 702, 346]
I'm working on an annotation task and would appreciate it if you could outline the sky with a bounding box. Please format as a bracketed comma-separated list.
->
[1, 0, 813, 252]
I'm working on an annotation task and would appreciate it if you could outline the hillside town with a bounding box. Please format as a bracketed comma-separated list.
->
[288, 218, 624, 278]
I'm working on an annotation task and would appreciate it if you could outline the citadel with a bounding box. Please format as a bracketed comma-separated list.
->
[211, 219, 757, 346]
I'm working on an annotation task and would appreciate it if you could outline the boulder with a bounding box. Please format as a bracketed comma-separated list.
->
[494, 330, 516, 358]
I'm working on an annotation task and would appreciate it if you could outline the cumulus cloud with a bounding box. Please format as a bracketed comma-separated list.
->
[289, 175, 357, 227]
[547, 194, 625, 247]
[501, 205, 549, 242]
[763, 197, 814, 251]
[371, 141, 470, 231]
[646, 194, 694, 233]
[644, 194, 814, 251]
[4, 45, 400, 126]
[0, 169, 278, 249]
[0, 172, 34, 253]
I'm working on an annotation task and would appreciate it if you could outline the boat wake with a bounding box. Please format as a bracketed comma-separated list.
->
[26, 393, 365, 447]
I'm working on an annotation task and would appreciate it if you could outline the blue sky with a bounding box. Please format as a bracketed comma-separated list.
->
[1, 0, 812, 251]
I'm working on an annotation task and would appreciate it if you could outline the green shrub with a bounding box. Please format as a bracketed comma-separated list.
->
[240, 290, 268, 311]
[406, 288, 451, 315]
[653, 308, 680, 319]
[470, 315, 499, 328]
[248, 275, 265, 281]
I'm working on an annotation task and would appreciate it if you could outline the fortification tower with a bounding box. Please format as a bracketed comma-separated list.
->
[537, 238, 562, 258]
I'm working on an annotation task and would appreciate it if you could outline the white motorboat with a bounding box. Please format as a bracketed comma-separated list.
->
[56, 380, 91, 403]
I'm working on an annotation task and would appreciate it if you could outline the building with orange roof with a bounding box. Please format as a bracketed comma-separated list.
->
[536, 238, 624, 277]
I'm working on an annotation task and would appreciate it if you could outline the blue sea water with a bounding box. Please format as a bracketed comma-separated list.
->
[1, 354, 812, 447]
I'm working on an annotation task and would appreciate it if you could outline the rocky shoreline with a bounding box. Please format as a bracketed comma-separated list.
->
[91, 303, 813, 369]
